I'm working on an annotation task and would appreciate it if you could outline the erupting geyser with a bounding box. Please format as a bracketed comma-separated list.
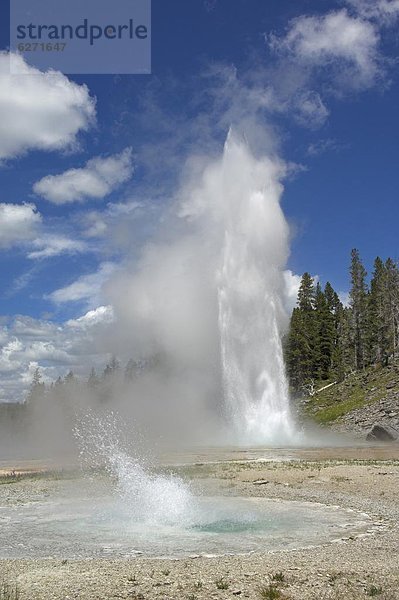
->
[109, 131, 298, 445]
[216, 134, 295, 443]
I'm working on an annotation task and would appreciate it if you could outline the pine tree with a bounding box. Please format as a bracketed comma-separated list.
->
[26, 367, 45, 405]
[314, 283, 335, 380]
[103, 356, 120, 379]
[285, 273, 317, 391]
[323, 281, 345, 378]
[367, 257, 389, 364]
[285, 252, 398, 391]
[385, 258, 399, 359]
[285, 308, 311, 391]
[64, 370, 77, 386]
[349, 249, 368, 369]
[298, 272, 315, 311]
[87, 368, 99, 388]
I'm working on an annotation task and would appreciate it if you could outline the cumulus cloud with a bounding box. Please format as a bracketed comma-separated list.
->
[27, 234, 88, 260]
[0, 203, 41, 248]
[0, 338, 23, 373]
[67, 305, 114, 329]
[269, 9, 382, 90]
[47, 262, 117, 306]
[0, 308, 113, 402]
[198, 4, 386, 134]
[0, 53, 95, 161]
[0, 204, 91, 264]
[33, 148, 134, 204]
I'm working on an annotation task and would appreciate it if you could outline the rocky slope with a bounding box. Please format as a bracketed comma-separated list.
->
[301, 357, 399, 439]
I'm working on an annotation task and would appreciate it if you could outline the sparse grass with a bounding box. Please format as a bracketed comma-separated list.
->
[0, 582, 19, 600]
[271, 572, 285, 583]
[304, 363, 396, 424]
[332, 476, 351, 482]
[312, 396, 368, 423]
[258, 584, 283, 600]
[0, 469, 78, 485]
[367, 585, 383, 596]
[215, 577, 229, 590]
[328, 572, 341, 584]
[131, 594, 144, 600]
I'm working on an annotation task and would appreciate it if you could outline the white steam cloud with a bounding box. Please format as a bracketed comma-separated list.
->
[105, 131, 295, 443]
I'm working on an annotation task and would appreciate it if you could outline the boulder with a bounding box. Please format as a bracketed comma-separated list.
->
[366, 424, 399, 442]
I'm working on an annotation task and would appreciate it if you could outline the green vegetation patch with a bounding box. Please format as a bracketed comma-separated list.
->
[303, 364, 395, 423]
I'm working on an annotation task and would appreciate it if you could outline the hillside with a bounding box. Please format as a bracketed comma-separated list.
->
[301, 357, 399, 438]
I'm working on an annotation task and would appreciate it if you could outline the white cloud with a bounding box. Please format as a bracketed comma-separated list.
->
[307, 138, 344, 156]
[81, 200, 143, 238]
[295, 90, 330, 127]
[283, 270, 301, 313]
[27, 234, 88, 260]
[83, 215, 108, 238]
[0, 309, 113, 402]
[106, 200, 142, 216]
[0, 206, 90, 261]
[67, 305, 114, 329]
[0, 203, 41, 248]
[22, 341, 74, 364]
[0, 53, 95, 161]
[0, 338, 23, 373]
[0, 205, 90, 261]
[269, 9, 381, 90]
[47, 262, 117, 306]
[347, 0, 399, 24]
[12, 316, 60, 339]
[33, 148, 133, 204]
[339, 290, 351, 308]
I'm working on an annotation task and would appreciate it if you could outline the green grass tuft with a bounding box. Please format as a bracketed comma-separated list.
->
[258, 584, 283, 599]
[215, 577, 229, 590]
[367, 585, 383, 596]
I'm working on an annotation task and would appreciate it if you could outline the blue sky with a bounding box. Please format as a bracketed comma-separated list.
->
[0, 0, 399, 400]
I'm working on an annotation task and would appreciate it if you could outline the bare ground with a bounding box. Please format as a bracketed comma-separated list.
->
[0, 447, 399, 600]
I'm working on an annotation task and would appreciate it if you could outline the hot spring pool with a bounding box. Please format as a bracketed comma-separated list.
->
[0, 484, 371, 559]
